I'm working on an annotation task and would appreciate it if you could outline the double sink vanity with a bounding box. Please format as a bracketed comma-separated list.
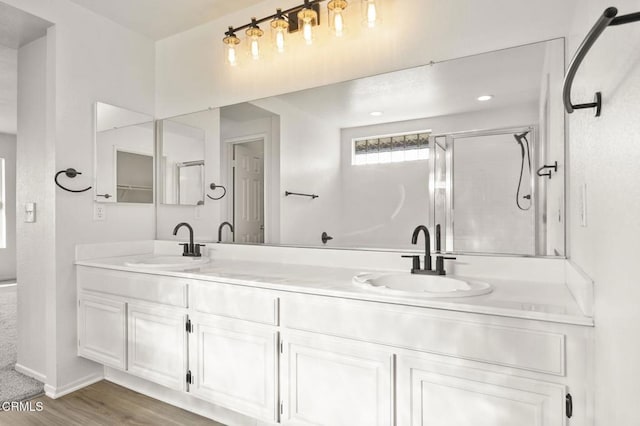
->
[80, 36, 593, 425]
[75, 239, 593, 426]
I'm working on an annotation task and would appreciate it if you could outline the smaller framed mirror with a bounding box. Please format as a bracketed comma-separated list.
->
[157, 114, 207, 206]
[94, 102, 155, 204]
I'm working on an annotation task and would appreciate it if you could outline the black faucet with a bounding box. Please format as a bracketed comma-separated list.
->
[412, 225, 432, 274]
[173, 222, 203, 257]
[402, 224, 456, 275]
[218, 221, 234, 243]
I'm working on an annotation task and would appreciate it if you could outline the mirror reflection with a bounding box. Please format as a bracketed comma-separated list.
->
[94, 102, 155, 204]
[158, 115, 207, 206]
[215, 39, 564, 257]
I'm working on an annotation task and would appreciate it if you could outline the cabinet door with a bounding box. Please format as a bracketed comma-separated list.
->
[78, 293, 127, 370]
[280, 331, 394, 426]
[397, 355, 566, 426]
[127, 303, 187, 391]
[188, 314, 278, 422]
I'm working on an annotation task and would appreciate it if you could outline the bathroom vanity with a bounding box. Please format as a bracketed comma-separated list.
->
[75, 241, 593, 426]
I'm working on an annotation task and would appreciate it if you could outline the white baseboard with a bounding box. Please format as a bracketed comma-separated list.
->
[104, 368, 260, 426]
[14, 363, 46, 383]
[44, 372, 104, 399]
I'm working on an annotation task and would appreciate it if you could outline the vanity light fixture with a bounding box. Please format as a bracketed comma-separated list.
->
[223, 0, 379, 65]
[477, 95, 493, 102]
[223, 27, 241, 66]
[298, 0, 319, 44]
[271, 9, 289, 53]
[246, 18, 264, 60]
[362, 0, 381, 28]
[328, 0, 348, 37]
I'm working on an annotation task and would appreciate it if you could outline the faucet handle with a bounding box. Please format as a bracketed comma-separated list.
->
[179, 243, 190, 256]
[401, 255, 421, 273]
[194, 244, 206, 257]
[435, 255, 456, 275]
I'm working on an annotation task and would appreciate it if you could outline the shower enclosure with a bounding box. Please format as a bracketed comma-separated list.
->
[433, 126, 548, 256]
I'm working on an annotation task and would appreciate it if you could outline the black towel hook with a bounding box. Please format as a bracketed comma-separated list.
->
[207, 183, 227, 200]
[54, 168, 92, 193]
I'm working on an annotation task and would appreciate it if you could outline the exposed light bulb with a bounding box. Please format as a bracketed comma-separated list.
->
[334, 10, 344, 36]
[275, 29, 285, 52]
[227, 45, 238, 66]
[367, 1, 377, 27]
[303, 20, 313, 44]
[251, 38, 260, 60]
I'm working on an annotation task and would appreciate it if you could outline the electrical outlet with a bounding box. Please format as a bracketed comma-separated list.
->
[194, 205, 202, 220]
[24, 202, 36, 223]
[94, 204, 106, 221]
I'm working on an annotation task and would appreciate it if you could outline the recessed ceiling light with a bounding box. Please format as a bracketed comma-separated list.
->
[370, 111, 383, 116]
[477, 95, 493, 102]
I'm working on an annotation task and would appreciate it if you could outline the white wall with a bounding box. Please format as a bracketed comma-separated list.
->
[16, 35, 51, 379]
[8, 0, 156, 393]
[567, 1, 640, 424]
[0, 133, 16, 280]
[251, 97, 341, 246]
[0, 45, 17, 135]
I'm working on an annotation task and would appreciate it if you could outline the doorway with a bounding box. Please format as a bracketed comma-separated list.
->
[231, 139, 265, 243]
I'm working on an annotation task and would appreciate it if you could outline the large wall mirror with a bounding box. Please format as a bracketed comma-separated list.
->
[164, 38, 566, 257]
[94, 102, 155, 204]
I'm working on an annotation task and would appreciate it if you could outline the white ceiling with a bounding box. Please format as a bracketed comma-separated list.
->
[268, 42, 548, 129]
[68, 0, 266, 40]
[0, 2, 52, 49]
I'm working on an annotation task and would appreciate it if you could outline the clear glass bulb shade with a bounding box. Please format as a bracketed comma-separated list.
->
[223, 34, 240, 66]
[361, 0, 381, 28]
[328, 0, 349, 37]
[245, 24, 264, 61]
[271, 17, 289, 54]
[298, 7, 318, 45]
[250, 37, 260, 60]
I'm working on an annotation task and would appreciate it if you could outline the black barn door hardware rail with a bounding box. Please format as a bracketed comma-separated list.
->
[563, 7, 640, 117]
[285, 191, 319, 199]
[54, 168, 92, 193]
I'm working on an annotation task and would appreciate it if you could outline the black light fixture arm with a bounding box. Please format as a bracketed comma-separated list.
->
[54, 168, 92, 193]
[225, 0, 325, 36]
[563, 7, 640, 117]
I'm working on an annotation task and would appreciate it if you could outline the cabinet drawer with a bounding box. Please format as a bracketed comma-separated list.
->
[281, 295, 565, 376]
[78, 267, 187, 307]
[190, 281, 279, 325]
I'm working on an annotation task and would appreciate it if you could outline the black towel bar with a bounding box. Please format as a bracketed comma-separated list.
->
[563, 7, 640, 117]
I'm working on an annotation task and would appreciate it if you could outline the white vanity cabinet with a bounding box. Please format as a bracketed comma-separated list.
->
[187, 314, 279, 422]
[127, 303, 188, 391]
[396, 356, 566, 426]
[76, 265, 591, 426]
[78, 293, 127, 370]
[280, 331, 394, 426]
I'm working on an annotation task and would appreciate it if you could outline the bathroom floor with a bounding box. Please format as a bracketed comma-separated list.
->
[0, 284, 44, 403]
[0, 381, 223, 425]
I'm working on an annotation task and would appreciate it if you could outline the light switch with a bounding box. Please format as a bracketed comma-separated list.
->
[25, 203, 36, 223]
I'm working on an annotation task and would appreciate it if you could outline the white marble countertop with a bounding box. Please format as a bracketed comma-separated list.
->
[76, 253, 594, 327]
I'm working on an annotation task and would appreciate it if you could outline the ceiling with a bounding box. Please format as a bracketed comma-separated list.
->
[68, 0, 266, 40]
[0, 3, 51, 135]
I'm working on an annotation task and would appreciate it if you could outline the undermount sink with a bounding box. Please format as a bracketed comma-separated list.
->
[352, 272, 492, 298]
[124, 256, 210, 270]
